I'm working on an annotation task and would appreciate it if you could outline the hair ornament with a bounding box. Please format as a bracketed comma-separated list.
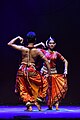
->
[46, 36, 53, 47]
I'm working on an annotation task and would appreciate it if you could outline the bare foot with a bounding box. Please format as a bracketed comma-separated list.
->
[27, 106, 32, 111]
[25, 102, 33, 111]
[55, 103, 59, 110]
[35, 102, 42, 111]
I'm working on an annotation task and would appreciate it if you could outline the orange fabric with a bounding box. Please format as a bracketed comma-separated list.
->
[47, 74, 68, 106]
[15, 64, 48, 103]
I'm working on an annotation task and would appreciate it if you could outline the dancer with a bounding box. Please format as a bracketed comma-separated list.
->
[7, 32, 50, 111]
[40, 36, 68, 110]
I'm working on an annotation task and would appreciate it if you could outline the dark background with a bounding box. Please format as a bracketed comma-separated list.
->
[0, 0, 80, 105]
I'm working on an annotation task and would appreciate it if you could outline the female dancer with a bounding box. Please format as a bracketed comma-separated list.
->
[40, 36, 68, 110]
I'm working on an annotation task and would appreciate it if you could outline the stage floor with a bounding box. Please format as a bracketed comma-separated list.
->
[0, 105, 80, 120]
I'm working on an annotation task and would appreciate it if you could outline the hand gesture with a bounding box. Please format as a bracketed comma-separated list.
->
[40, 42, 46, 48]
[18, 36, 24, 44]
[63, 69, 67, 77]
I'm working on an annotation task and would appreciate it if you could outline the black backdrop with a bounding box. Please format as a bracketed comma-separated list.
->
[0, 0, 80, 105]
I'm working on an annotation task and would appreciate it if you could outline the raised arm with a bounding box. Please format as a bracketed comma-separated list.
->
[34, 42, 46, 48]
[7, 36, 26, 51]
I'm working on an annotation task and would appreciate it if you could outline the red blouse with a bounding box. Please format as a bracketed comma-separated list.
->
[41, 49, 65, 68]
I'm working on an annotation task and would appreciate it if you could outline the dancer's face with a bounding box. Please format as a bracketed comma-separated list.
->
[48, 40, 56, 49]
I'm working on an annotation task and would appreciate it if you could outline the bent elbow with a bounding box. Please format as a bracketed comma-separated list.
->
[7, 42, 11, 46]
[66, 60, 68, 65]
[64, 59, 68, 64]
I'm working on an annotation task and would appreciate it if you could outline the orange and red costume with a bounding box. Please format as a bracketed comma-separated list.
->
[15, 63, 48, 103]
[41, 49, 68, 107]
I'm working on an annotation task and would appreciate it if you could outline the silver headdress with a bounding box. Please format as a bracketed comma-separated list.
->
[46, 36, 55, 47]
